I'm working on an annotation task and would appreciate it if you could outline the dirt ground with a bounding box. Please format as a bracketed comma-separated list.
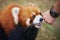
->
[0, 0, 60, 40]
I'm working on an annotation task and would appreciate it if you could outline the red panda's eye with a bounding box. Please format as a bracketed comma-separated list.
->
[39, 12, 42, 16]
[32, 15, 35, 18]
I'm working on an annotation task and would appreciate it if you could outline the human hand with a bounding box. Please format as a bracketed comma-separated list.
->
[42, 10, 56, 25]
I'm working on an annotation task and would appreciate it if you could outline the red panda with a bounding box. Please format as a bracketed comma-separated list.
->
[0, 3, 43, 36]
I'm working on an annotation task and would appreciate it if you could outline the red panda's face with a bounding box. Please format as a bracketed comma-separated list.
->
[25, 8, 43, 28]
[12, 4, 43, 28]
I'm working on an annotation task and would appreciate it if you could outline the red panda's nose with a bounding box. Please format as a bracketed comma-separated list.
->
[39, 18, 43, 21]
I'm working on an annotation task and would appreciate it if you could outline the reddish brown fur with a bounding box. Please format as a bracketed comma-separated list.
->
[0, 3, 41, 36]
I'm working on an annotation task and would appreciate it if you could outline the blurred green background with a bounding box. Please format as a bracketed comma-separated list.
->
[0, 0, 60, 40]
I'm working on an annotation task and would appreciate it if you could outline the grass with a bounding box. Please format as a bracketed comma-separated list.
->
[0, 0, 60, 40]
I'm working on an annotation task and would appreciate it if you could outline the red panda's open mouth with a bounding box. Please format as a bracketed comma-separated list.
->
[36, 23, 41, 26]
[35, 23, 41, 26]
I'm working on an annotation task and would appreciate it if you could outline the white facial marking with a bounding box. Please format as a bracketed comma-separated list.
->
[33, 15, 42, 24]
[33, 15, 43, 28]
[26, 18, 31, 27]
[11, 7, 20, 24]
[38, 10, 40, 13]
[32, 12, 36, 15]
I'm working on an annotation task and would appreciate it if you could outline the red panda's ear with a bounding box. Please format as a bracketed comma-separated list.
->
[26, 3, 34, 6]
[11, 7, 20, 24]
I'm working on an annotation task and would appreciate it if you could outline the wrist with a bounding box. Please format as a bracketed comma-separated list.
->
[50, 6, 59, 18]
